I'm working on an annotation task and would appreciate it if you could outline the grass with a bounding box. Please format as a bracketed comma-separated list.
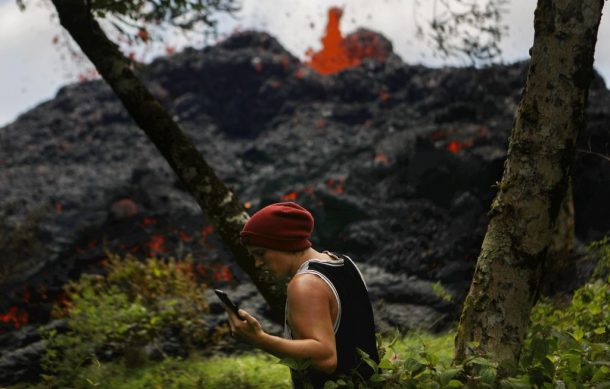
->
[9, 332, 455, 388]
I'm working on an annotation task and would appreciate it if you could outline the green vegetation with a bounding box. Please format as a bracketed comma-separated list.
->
[323, 237, 610, 388]
[18, 352, 292, 389]
[10, 238, 609, 388]
[39, 253, 211, 388]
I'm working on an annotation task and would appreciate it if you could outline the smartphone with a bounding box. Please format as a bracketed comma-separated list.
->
[214, 289, 244, 320]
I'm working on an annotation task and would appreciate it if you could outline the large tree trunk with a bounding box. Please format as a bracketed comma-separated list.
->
[50, 0, 287, 319]
[454, 0, 604, 365]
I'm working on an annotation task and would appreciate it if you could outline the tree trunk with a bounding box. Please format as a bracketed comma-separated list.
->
[548, 179, 576, 261]
[454, 0, 604, 365]
[50, 0, 287, 319]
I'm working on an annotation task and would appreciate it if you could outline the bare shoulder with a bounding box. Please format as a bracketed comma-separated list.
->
[288, 273, 332, 300]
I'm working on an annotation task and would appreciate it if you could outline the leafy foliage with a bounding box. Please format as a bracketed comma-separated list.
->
[28, 239, 610, 388]
[414, 0, 509, 64]
[90, 0, 240, 44]
[40, 253, 211, 387]
[323, 237, 610, 388]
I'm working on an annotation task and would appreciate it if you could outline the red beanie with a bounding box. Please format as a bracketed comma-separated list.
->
[240, 202, 314, 251]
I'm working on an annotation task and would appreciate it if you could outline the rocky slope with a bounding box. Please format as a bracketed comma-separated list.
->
[0, 30, 608, 384]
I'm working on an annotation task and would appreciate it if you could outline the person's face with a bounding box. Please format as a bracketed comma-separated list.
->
[247, 246, 289, 277]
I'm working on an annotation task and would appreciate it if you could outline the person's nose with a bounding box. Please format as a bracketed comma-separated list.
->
[254, 257, 264, 268]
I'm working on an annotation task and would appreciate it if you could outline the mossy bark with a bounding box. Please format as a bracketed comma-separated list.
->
[51, 0, 286, 319]
[454, 0, 604, 364]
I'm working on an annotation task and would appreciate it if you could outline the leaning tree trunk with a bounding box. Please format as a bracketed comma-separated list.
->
[50, 0, 286, 319]
[454, 0, 604, 365]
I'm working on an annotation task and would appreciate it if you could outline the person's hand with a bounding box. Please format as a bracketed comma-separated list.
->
[224, 307, 266, 347]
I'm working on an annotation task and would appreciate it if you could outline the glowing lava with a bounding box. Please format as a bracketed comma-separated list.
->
[0, 307, 29, 329]
[306, 7, 390, 75]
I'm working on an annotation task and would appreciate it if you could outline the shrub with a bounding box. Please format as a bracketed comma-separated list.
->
[322, 237, 610, 388]
[40, 252, 210, 387]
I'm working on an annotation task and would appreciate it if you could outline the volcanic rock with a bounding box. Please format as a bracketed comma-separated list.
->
[1, 29, 609, 384]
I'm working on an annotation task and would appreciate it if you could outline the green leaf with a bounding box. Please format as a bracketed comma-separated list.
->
[467, 357, 494, 367]
[439, 368, 461, 386]
[530, 338, 549, 362]
[593, 327, 606, 335]
[447, 379, 464, 388]
[500, 376, 531, 389]
[370, 373, 386, 383]
[404, 358, 426, 376]
[591, 367, 609, 384]
[323, 381, 339, 389]
[422, 351, 439, 366]
[378, 357, 393, 370]
[480, 367, 497, 385]
[572, 328, 585, 341]
[356, 348, 378, 373]
[432, 281, 454, 302]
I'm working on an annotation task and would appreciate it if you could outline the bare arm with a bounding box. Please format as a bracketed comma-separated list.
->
[226, 274, 337, 374]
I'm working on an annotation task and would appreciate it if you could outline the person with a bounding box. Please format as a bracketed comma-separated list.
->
[222, 201, 379, 388]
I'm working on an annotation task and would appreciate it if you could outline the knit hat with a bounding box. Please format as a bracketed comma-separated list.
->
[240, 202, 314, 251]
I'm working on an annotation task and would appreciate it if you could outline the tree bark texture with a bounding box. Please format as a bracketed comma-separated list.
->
[454, 0, 604, 364]
[50, 0, 287, 319]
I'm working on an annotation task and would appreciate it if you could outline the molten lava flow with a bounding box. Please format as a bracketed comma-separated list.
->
[306, 7, 390, 74]
[213, 264, 233, 282]
[140, 216, 157, 227]
[148, 235, 166, 255]
[447, 139, 474, 154]
[0, 307, 29, 329]
[374, 152, 390, 166]
[281, 192, 298, 201]
[378, 90, 391, 102]
[305, 7, 354, 74]
[201, 225, 214, 239]
[325, 177, 345, 194]
[178, 230, 192, 242]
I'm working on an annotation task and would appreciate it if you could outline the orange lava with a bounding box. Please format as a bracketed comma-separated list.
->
[201, 225, 215, 239]
[148, 234, 166, 255]
[281, 192, 299, 201]
[178, 230, 192, 242]
[140, 216, 157, 227]
[306, 8, 357, 74]
[447, 139, 474, 154]
[306, 7, 390, 75]
[0, 307, 29, 329]
[213, 264, 233, 282]
[325, 177, 345, 194]
[374, 152, 390, 165]
[378, 90, 391, 102]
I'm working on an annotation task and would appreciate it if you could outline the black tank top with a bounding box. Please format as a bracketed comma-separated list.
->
[284, 253, 379, 388]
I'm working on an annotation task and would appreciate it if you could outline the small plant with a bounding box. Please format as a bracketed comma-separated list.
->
[41, 252, 211, 387]
[322, 238, 610, 388]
